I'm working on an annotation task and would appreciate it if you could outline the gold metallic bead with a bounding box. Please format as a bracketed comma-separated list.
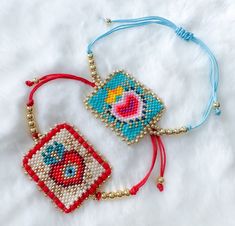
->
[88, 53, 93, 58]
[116, 191, 121, 197]
[101, 192, 107, 199]
[180, 127, 187, 133]
[167, 129, 173, 135]
[28, 121, 35, 127]
[33, 78, 39, 83]
[213, 101, 220, 108]
[175, 129, 181, 134]
[27, 114, 33, 119]
[157, 177, 164, 184]
[90, 65, 96, 70]
[27, 106, 33, 112]
[109, 192, 115, 199]
[124, 189, 130, 196]
[30, 128, 37, 133]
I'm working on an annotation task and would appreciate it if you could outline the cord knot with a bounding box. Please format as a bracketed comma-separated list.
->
[175, 27, 194, 41]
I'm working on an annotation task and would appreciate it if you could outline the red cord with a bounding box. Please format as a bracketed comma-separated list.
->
[129, 135, 167, 195]
[130, 135, 158, 195]
[156, 136, 166, 192]
[26, 74, 95, 106]
[26, 74, 167, 195]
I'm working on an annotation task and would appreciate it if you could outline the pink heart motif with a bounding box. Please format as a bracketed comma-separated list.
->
[112, 91, 143, 121]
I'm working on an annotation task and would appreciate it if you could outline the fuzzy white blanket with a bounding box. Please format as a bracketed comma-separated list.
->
[0, 0, 235, 226]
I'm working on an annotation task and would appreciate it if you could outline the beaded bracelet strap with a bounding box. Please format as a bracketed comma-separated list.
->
[23, 74, 166, 213]
[85, 16, 221, 143]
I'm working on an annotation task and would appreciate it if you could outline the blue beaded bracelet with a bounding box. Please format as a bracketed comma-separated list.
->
[85, 16, 221, 138]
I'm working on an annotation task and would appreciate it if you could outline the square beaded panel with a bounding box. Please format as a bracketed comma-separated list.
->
[85, 70, 164, 144]
[22, 123, 111, 213]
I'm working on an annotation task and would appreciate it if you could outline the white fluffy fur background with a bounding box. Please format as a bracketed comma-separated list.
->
[0, 0, 235, 226]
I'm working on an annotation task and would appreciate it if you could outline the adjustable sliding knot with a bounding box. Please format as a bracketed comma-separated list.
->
[213, 101, 221, 116]
[156, 177, 164, 192]
[175, 27, 194, 41]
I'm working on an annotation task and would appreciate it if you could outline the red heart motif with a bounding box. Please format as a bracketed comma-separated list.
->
[49, 151, 85, 187]
[114, 93, 140, 118]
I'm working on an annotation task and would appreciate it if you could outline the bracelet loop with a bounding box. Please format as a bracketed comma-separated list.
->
[87, 16, 221, 133]
[25, 74, 95, 142]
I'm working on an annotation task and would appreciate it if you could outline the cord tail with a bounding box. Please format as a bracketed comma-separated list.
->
[156, 136, 166, 192]
[129, 135, 166, 195]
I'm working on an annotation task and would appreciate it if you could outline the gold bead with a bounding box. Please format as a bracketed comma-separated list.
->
[28, 121, 35, 127]
[33, 78, 39, 84]
[175, 129, 180, 134]
[157, 177, 164, 184]
[30, 128, 37, 133]
[27, 106, 33, 112]
[101, 192, 107, 199]
[124, 189, 130, 196]
[90, 65, 96, 70]
[109, 192, 115, 199]
[27, 114, 33, 119]
[180, 127, 187, 133]
[116, 191, 121, 197]
[167, 129, 173, 135]
[213, 101, 220, 108]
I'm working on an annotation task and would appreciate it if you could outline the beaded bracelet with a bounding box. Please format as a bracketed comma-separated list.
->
[23, 74, 166, 213]
[85, 16, 221, 142]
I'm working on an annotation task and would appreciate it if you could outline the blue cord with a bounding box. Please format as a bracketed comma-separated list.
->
[87, 16, 221, 131]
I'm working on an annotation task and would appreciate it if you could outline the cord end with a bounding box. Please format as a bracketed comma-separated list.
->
[25, 80, 34, 87]
[25, 78, 39, 87]
[213, 101, 221, 116]
[104, 18, 112, 25]
[157, 183, 164, 192]
[156, 177, 164, 192]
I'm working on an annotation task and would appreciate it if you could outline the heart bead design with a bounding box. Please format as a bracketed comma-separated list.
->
[112, 91, 143, 121]
[49, 151, 85, 187]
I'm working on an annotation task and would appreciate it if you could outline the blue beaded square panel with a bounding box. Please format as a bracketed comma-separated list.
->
[85, 70, 164, 144]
